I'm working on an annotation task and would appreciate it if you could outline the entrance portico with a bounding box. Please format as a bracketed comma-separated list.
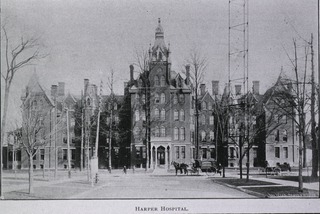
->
[150, 137, 172, 169]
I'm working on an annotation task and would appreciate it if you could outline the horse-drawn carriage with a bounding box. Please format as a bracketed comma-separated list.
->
[171, 160, 221, 176]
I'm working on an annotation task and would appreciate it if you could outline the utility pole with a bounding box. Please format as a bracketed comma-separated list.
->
[66, 108, 71, 178]
[80, 91, 84, 171]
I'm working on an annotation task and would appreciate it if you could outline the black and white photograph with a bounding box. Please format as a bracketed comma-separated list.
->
[1, 0, 320, 213]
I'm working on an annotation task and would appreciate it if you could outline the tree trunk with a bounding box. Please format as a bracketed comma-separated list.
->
[29, 156, 34, 194]
[0, 87, 10, 198]
[310, 34, 318, 178]
[246, 146, 250, 182]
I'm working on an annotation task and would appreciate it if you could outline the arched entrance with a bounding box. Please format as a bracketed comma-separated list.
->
[157, 146, 165, 166]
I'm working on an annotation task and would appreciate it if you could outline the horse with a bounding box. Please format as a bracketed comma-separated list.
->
[171, 161, 189, 175]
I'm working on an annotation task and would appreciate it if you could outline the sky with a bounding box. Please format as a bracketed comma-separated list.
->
[1, 0, 319, 130]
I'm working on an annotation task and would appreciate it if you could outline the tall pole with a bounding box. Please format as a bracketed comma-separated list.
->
[66, 108, 71, 178]
[317, 0, 320, 198]
[80, 91, 84, 171]
[54, 98, 58, 178]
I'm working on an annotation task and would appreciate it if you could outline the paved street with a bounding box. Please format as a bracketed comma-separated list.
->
[2, 169, 254, 199]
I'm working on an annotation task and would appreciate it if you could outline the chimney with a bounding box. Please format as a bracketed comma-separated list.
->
[185, 64, 190, 84]
[51, 85, 58, 99]
[252, 81, 260, 95]
[84, 79, 89, 93]
[130, 65, 134, 82]
[58, 82, 65, 96]
[212, 80, 219, 95]
[200, 84, 206, 95]
[235, 85, 241, 95]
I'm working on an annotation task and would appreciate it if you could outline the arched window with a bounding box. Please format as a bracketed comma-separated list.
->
[180, 127, 185, 140]
[135, 93, 140, 100]
[201, 131, 206, 141]
[201, 115, 206, 125]
[283, 130, 288, 142]
[160, 126, 166, 137]
[135, 110, 140, 121]
[180, 110, 185, 121]
[160, 109, 165, 120]
[154, 76, 159, 86]
[155, 108, 160, 119]
[160, 93, 165, 104]
[174, 109, 179, 121]
[160, 76, 166, 86]
[155, 93, 160, 103]
[202, 102, 207, 110]
[174, 127, 179, 140]
[87, 98, 91, 106]
[208, 102, 212, 110]
[155, 126, 160, 137]
[173, 94, 178, 104]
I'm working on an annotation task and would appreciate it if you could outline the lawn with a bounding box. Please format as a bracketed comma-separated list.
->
[269, 176, 319, 183]
[213, 178, 278, 186]
[244, 186, 319, 197]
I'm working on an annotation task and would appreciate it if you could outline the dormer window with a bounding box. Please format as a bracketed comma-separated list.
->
[160, 76, 165, 86]
[154, 76, 159, 86]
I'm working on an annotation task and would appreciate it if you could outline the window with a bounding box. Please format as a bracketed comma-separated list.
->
[201, 115, 206, 125]
[175, 146, 180, 159]
[155, 126, 160, 137]
[174, 128, 179, 140]
[192, 148, 195, 159]
[142, 147, 146, 158]
[282, 115, 287, 124]
[155, 93, 160, 103]
[180, 127, 185, 140]
[160, 109, 165, 120]
[40, 149, 45, 160]
[32, 100, 37, 110]
[154, 76, 159, 86]
[201, 131, 206, 141]
[201, 102, 206, 110]
[33, 149, 37, 160]
[283, 147, 288, 158]
[173, 94, 178, 104]
[275, 147, 280, 158]
[114, 103, 117, 110]
[135, 93, 140, 100]
[179, 94, 185, 103]
[71, 149, 76, 160]
[87, 98, 90, 106]
[181, 146, 186, 159]
[283, 130, 287, 142]
[190, 131, 194, 143]
[174, 109, 179, 121]
[180, 110, 185, 121]
[209, 116, 214, 125]
[160, 93, 165, 104]
[70, 118, 75, 127]
[209, 131, 214, 140]
[142, 94, 145, 104]
[275, 130, 279, 141]
[210, 148, 215, 159]
[230, 147, 235, 158]
[202, 148, 207, 159]
[208, 102, 212, 110]
[160, 76, 166, 86]
[135, 110, 140, 121]
[161, 126, 166, 137]
[155, 108, 160, 120]
[63, 149, 68, 160]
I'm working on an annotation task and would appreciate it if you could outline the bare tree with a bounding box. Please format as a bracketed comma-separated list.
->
[1, 24, 44, 198]
[21, 99, 52, 194]
[186, 48, 208, 160]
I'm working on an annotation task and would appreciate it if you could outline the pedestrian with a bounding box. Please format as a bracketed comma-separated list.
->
[123, 166, 127, 174]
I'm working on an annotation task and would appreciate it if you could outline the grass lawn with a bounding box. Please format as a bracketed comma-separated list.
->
[213, 178, 278, 186]
[269, 176, 319, 183]
[244, 186, 319, 197]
